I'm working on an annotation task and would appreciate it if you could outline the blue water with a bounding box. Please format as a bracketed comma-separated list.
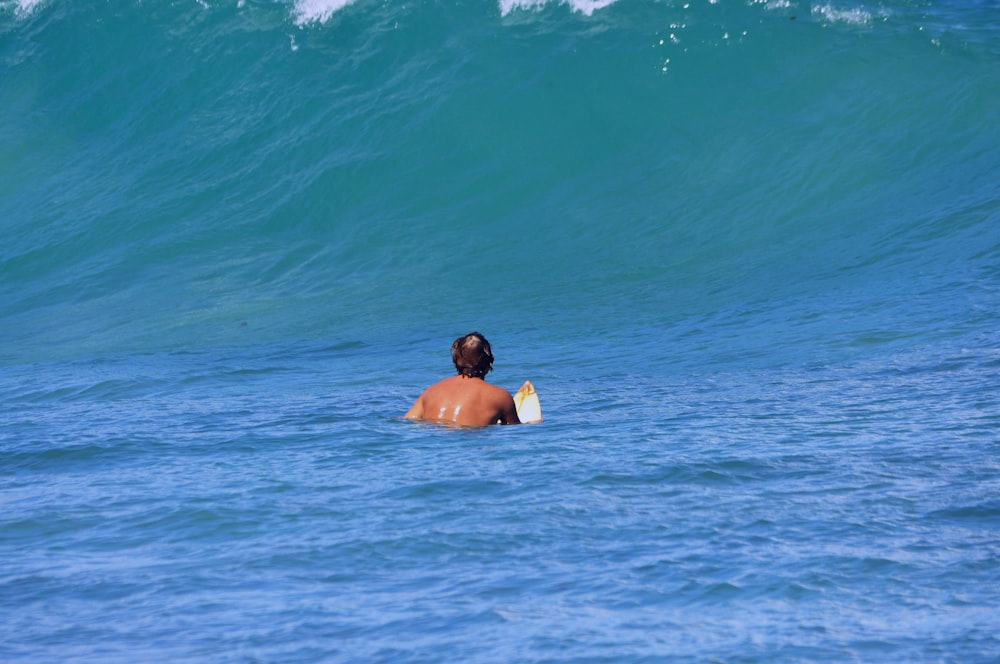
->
[2, 0, 1000, 660]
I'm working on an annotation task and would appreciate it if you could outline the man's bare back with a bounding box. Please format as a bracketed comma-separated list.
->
[404, 332, 521, 427]
[405, 375, 520, 426]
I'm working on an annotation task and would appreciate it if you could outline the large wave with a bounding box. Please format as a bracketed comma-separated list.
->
[2, 0, 998, 365]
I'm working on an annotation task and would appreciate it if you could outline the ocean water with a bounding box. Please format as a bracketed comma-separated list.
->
[2, 0, 999, 660]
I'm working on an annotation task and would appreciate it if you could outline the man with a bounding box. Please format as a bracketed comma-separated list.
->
[404, 332, 521, 426]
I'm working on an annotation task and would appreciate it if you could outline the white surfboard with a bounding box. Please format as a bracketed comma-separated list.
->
[513, 380, 543, 423]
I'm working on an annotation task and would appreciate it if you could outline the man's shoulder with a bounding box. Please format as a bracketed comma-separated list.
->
[482, 381, 515, 402]
[430, 376, 512, 399]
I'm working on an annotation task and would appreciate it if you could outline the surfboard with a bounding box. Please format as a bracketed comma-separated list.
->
[513, 380, 543, 423]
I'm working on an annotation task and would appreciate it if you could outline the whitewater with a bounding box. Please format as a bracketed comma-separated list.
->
[2, 0, 999, 661]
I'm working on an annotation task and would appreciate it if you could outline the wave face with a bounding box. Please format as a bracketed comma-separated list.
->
[2, 0, 998, 366]
[2, 1, 1000, 661]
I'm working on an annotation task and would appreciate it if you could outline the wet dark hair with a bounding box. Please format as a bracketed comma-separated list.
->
[451, 332, 494, 378]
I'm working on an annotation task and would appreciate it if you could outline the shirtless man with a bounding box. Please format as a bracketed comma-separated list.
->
[404, 332, 521, 426]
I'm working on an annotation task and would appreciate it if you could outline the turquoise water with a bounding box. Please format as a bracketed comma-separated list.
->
[2, 0, 999, 660]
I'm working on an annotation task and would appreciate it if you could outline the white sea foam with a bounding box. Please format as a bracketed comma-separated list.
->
[499, 0, 620, 18]
[2, 0, 47, 17]
[292, 0, 360, 25]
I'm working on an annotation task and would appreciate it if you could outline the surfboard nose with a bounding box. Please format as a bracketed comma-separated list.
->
[514, 381, 542, 423]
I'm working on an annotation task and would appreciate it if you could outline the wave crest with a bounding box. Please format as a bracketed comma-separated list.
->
[292, 0, 360, 25]
[1, 0, 47, 18]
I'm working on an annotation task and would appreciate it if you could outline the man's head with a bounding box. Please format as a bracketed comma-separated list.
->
[451, 332, 494, 378]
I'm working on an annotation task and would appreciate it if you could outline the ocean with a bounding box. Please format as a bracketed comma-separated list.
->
[2, 0, 999, 660]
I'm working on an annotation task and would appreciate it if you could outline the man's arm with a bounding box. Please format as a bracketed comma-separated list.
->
[498, 392, 521, 425]
[404, 396, 424, 420]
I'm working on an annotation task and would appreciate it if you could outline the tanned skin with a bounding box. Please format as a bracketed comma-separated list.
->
[405, 375, 520, 426]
